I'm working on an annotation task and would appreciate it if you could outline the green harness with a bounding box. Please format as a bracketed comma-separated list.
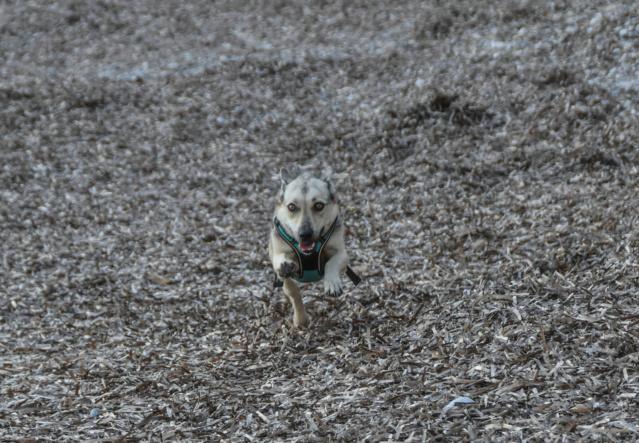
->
[273, 217, 362, 288]
[274, 217, 337, 283]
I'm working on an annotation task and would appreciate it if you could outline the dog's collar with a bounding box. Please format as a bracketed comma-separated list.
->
[273, 217, 338, 282]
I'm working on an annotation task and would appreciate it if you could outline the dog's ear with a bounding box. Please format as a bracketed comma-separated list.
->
[280, 167, 294, 185]
[321, 167, 337, 201]
[320, 166, 333, 183]
[278, 168, 293, 203]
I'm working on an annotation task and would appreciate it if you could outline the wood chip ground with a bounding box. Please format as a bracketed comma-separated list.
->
[1, 0, 638, 441]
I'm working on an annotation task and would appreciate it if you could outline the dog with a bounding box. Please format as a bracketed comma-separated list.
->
[269, 167, 360, 327]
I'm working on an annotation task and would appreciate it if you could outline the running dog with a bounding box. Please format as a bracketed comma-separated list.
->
[269, 168, 360, 327]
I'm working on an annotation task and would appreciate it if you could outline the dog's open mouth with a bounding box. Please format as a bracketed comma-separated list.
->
[298, 242, 316, 254]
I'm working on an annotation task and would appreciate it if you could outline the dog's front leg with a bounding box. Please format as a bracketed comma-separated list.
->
[283, 278, 309, 327]
[323, 249, 348, 297]
[271, 251, 308, 327]
[272, 252, 298, 280]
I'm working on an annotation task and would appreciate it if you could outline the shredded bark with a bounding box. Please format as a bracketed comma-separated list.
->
[1, 0, 638, 441]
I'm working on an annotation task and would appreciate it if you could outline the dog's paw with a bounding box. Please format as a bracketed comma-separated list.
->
[278, 260, 298, 279]
[294, 312, 310, 328]
[324, 278, 343, 297]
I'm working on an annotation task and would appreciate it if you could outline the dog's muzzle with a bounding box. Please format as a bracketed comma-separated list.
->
[298, 227, 316, 254]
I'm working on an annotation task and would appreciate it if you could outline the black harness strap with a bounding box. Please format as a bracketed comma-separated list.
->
[274, 266, 361, 288]
[346, 266, 362, 286]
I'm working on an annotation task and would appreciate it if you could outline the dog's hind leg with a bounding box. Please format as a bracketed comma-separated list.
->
[283, 279, 309, 327]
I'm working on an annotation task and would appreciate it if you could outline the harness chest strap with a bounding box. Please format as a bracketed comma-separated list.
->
[273, 217, 361, 287]
[274, 217, 335, 282]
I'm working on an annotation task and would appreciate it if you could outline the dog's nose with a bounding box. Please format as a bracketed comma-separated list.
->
[299, 227, 313, 242]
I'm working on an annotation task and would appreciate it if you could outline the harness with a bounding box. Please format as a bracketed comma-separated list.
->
[273, 217, 362, 287]
[274, 217, 337, 283]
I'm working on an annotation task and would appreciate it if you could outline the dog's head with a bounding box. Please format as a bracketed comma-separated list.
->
[275, 167, 339, 254]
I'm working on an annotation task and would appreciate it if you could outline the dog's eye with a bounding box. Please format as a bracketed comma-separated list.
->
[287, 203, 297, 212]
[314, 202, 325, 211]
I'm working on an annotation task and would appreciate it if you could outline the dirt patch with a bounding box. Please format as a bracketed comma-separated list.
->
[1, 0, 639, 441]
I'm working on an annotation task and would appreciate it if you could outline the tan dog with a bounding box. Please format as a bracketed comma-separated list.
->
[269, 168, 358, 327]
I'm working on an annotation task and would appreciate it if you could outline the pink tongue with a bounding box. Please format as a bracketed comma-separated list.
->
[299, 242, 314, 252]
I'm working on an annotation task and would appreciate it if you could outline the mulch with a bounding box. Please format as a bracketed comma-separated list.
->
[1, 0, 638, 441]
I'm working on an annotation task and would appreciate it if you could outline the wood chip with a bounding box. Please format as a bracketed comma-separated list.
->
[2, 1, 638, 441]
